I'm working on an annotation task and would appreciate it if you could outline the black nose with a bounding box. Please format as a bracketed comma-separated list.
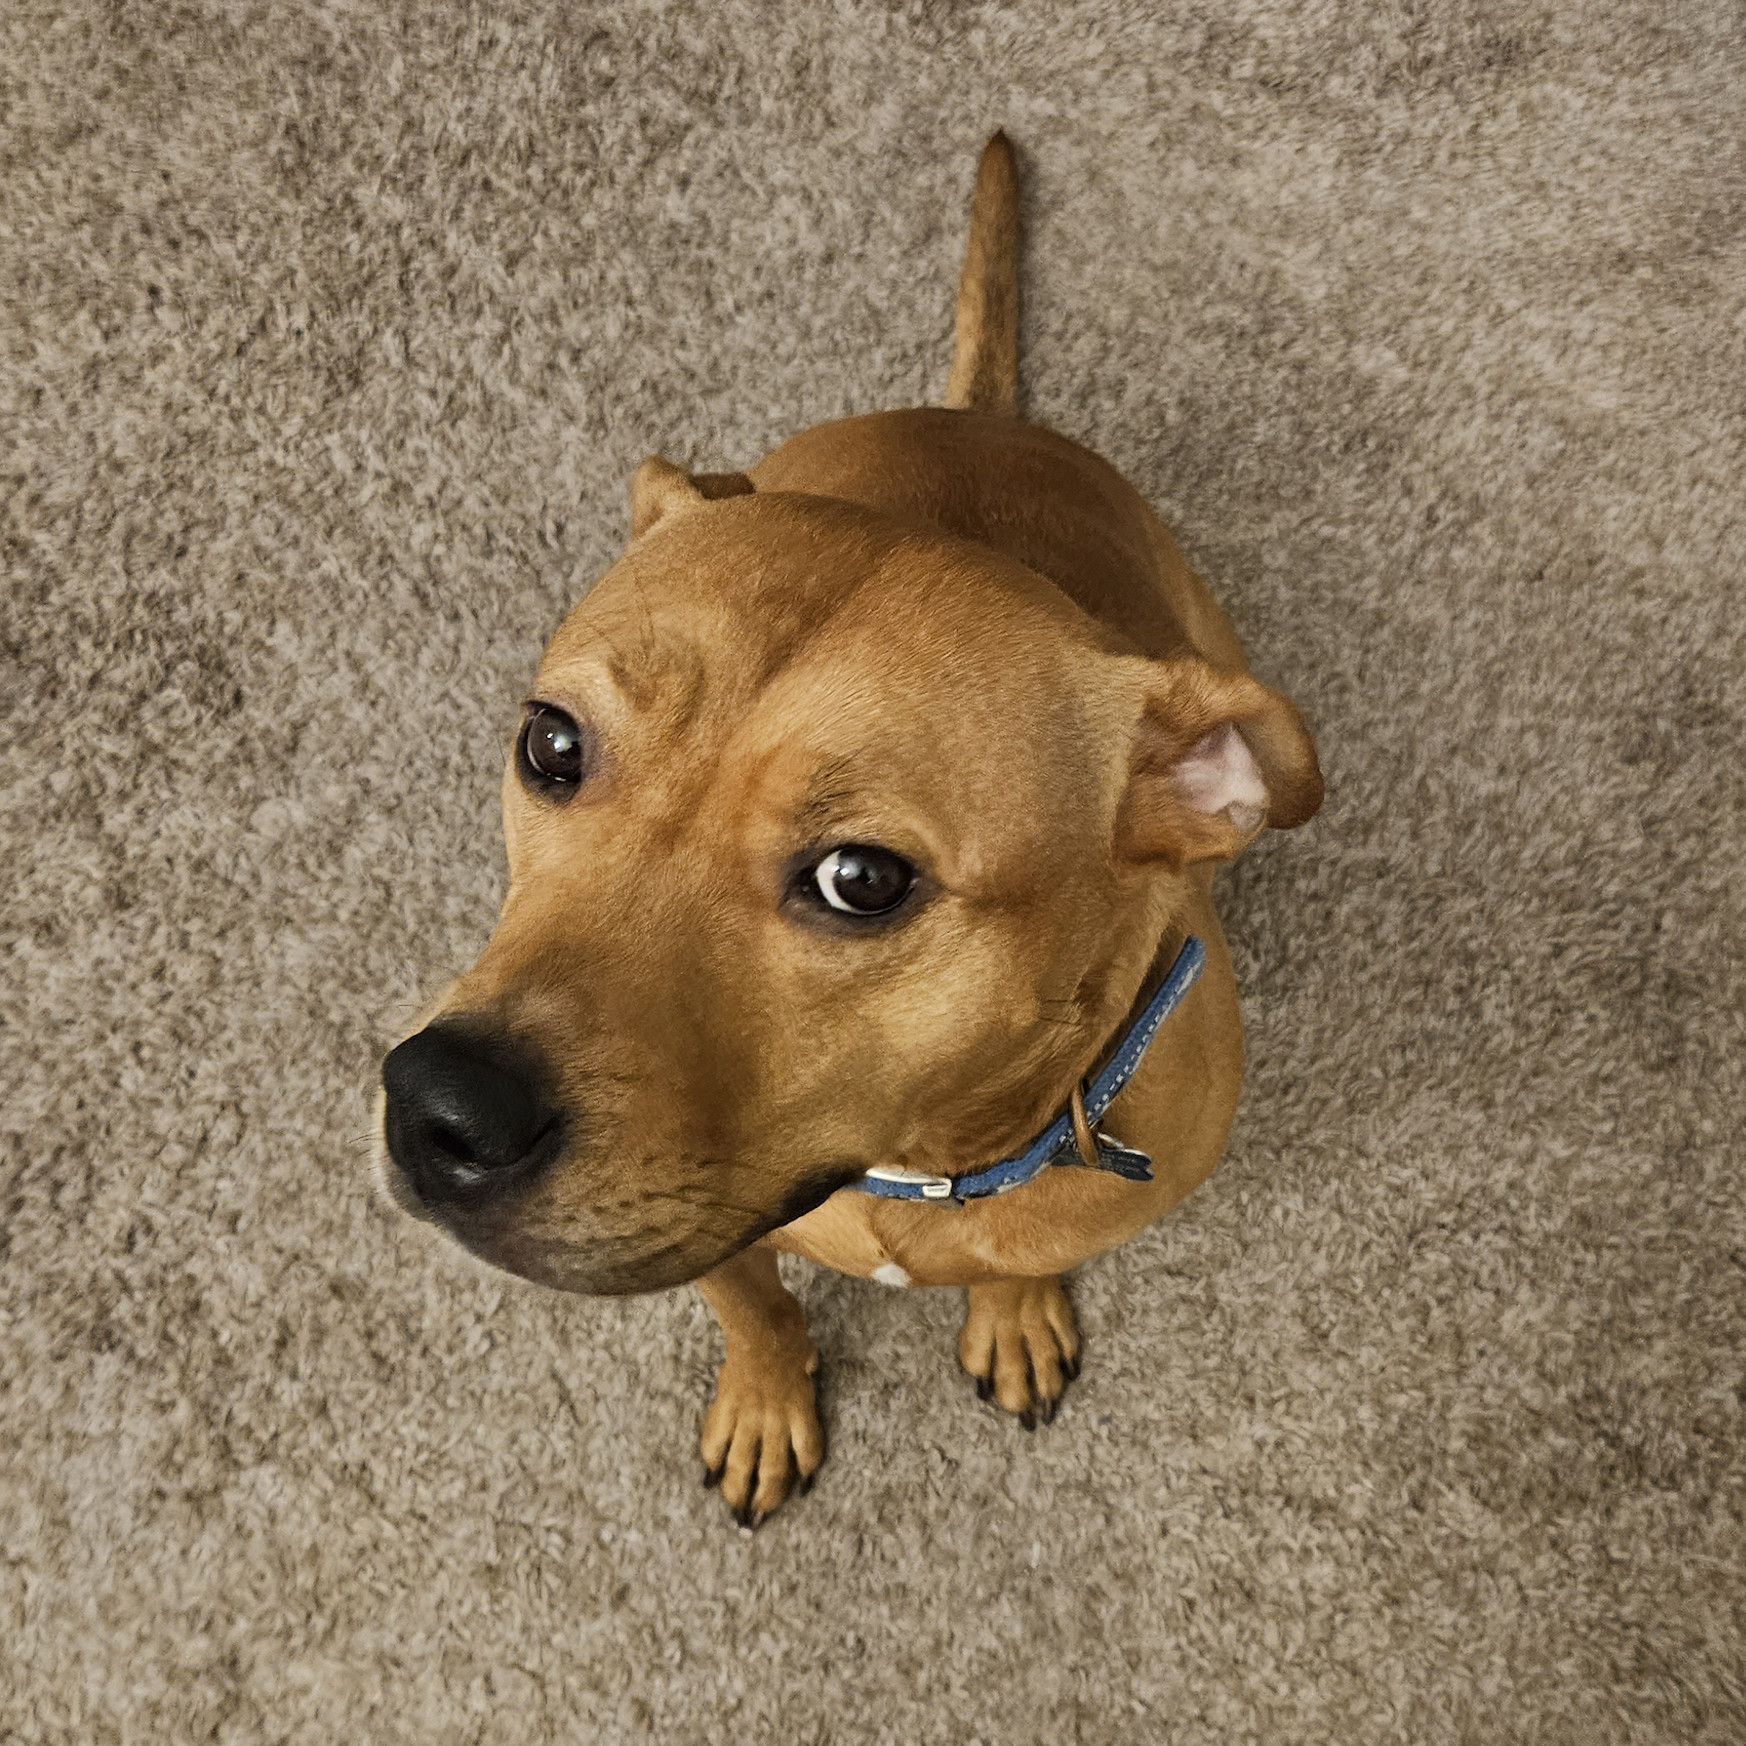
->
[382, 1022, 562, 1207]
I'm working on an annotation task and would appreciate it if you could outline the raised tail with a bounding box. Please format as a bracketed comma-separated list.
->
[944, 132, 1020, 417]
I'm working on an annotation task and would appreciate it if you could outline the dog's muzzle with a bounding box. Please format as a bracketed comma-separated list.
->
[379, 1019, 770, 1296]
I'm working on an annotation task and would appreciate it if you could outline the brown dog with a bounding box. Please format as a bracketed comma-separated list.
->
[380, 134, 1322, 1526]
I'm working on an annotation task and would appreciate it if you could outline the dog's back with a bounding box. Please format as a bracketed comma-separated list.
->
[748, 135, 1250, 671]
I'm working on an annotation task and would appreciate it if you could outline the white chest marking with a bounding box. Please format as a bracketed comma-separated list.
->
[872, 1262, 912, 1289]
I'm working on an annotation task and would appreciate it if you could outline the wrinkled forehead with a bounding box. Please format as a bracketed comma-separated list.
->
[540, 497, 881, 715]
[738, 580, 1100, 852]
[536, 495, 1106, 798]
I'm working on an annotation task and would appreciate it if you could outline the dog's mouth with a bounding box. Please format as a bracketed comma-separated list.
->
[395, 1177, 850, 1297]
[437, 1211, 736, 1297]
[375, 1085, 866, 1295]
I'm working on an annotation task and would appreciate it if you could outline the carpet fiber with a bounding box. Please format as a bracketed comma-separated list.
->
[4, 2, 1744, 1741]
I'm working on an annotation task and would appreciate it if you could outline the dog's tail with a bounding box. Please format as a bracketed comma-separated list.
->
[944, 132, 1020, 417]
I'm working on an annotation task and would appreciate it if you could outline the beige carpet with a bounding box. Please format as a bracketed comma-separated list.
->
[5, 1, 1744, 1740]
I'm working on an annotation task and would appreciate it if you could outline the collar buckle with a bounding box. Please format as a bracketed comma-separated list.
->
[859, 1164, 955, 1200]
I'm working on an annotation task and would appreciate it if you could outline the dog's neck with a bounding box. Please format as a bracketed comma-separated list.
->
[854, 932, 1206, 1204]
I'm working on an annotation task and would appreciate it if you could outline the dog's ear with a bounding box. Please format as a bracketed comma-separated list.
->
[629, 456, 755, 539]
[1114, 656, 1322, 866]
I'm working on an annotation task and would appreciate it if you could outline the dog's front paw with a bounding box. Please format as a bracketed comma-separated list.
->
[958, 1276, 1081, 1430]
[700, 1344, 824, 1529]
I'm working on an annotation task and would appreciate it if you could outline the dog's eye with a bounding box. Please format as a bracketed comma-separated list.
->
[811, 845, 915, 916]
[518, 705, 586, 790]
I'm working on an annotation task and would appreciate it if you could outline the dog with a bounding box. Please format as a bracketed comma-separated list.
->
[380, 134, 1322, 1527]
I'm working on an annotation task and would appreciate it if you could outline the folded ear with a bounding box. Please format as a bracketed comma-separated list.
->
[1114, 657, 1323, 866]
[629, 456, 755, 539]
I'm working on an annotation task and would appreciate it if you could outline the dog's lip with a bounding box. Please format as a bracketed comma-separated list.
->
[380, 1145, 873, 1294]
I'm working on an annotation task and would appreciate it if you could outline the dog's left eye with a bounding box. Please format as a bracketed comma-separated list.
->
[810, 845, 915, 916]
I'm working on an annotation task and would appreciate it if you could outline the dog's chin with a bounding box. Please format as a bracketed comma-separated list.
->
[379, 1147, 870, 1297]
[441, 1219, 745, 1297]
[375, 1178, 715, 1294]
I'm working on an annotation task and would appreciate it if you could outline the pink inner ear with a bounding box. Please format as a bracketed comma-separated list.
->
[1172, 723, 1268, 815]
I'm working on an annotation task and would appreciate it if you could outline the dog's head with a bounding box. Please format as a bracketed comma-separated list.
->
[380, 462, 1320, 1293]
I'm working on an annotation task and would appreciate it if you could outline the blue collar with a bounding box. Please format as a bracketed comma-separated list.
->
[853, 935, 1206, 1204]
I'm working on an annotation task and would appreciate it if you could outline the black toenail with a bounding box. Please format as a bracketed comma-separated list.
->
[974, 1376, 992, 1401]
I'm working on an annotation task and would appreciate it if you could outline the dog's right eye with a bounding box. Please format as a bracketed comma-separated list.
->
[518, 705, 586, 792]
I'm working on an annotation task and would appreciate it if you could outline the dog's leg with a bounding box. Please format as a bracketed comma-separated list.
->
[958, 1276, 1081, 1430]
[696, 1243, 823, 1527]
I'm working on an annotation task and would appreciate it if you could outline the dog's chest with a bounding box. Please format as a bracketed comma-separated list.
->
[767, 1191, 1017, 1289]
